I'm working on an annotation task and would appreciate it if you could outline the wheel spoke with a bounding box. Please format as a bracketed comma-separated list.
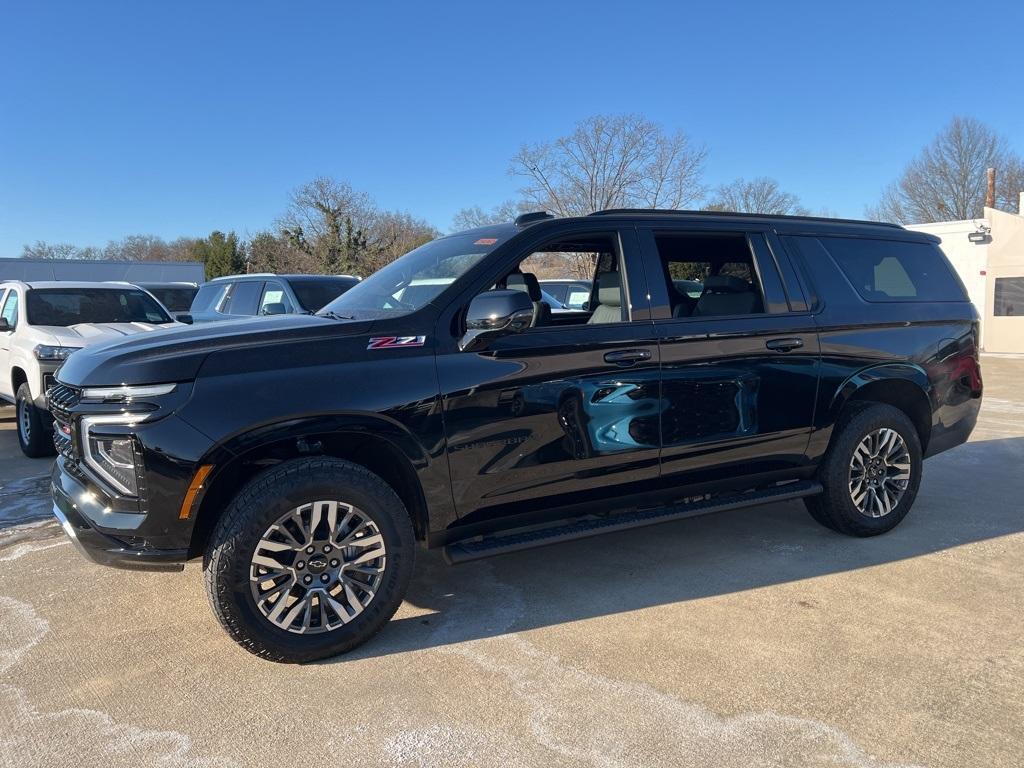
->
[249, 499, 386, 635]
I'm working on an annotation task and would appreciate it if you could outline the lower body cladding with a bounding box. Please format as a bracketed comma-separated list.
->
[51, 457, 188, 571]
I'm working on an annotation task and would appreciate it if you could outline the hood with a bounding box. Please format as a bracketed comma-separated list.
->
[56, 314, 375, 387]
[40, 321, 177, 346]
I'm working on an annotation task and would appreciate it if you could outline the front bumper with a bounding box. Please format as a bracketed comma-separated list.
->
[51, 459, 187, 572]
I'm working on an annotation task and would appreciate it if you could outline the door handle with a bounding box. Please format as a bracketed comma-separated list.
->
[765, 337, 804, 352]
[604, 349, 651, 366]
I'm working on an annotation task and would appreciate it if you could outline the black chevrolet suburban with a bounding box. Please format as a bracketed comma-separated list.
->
[48, 210, 982, 662]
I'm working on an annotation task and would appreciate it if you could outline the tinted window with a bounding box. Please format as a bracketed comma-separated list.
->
[223, 281, 264, 315]
[994, 276, 1024, 316]
[192, 283, 229, 312]
[820, 237, 965, 302]
[26, 289, 172, 326]
[651, 233, 765, 318]
[260, 282, 293, 314]
[1, 290, 18, 329]
[288, 278, 358, 312]
[146, 287, 198, 312]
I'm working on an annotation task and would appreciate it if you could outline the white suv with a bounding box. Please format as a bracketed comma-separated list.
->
[0, 281, 183, 457]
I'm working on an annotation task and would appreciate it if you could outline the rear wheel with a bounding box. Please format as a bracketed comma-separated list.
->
[203, 457, 415, 662]
[16, 383, 55, 458]
[805, 403, 922, 536]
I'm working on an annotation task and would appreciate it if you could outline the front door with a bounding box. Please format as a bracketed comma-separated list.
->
[637, 226, 821, 489]
[436, 226, 661, 524]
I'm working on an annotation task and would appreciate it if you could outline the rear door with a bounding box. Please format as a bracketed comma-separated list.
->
[637, 224, 821, 489]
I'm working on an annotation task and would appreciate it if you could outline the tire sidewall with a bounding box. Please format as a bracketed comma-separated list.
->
[825, 404, 923, 534]
[16, 383, 52, 457]
[209, 461, 414, 661]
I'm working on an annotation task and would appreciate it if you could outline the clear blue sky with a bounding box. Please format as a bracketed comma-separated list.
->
[2, 0, 1022, 255]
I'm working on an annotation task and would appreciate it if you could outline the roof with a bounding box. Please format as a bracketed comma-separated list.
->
[0, 280, 155, 290]
[209, 273, 360, 282]
[587, 208, 904, 229]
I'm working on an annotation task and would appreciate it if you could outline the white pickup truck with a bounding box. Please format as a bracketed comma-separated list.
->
[0, 281, 183, 457]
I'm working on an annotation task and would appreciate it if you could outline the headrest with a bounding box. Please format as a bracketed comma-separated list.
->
[703, 274, 751, 293]
[597, 271, 621, 307]
[507, 272, 541, 302]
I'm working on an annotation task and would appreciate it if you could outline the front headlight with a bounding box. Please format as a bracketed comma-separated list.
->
[80, 414, 146, 496]
[81, 383, 176, 403]
[34, 344, 80, 361]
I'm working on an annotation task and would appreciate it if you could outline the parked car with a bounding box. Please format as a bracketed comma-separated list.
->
[540, 278, 592, 309]
[0, 281, 182, 456]
[189, 274, 359, 322]
[134, 281, 200, 316]
[48, 210, 982, 662]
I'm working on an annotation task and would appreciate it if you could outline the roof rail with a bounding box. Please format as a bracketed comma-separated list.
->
[515, 211, 555, 228]
[588, 208, 903, 229]
[210, 273, 278, 281]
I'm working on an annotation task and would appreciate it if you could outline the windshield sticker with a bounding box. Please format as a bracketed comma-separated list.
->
[473, 238, 497, 245]
[367, 336, 427, 350]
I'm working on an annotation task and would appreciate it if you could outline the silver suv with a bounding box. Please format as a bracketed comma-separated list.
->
[0, 281, 182, 456]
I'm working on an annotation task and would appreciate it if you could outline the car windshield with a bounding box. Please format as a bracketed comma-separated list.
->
[288, 278, 359, 312]
[145, 287, 198, 312]
[318, 230, 509, 318]
[27, 288, 174, 326]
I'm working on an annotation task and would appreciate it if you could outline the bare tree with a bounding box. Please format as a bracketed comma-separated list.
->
[21, 241, 94, 260]
[511, 114, 707, 216]
[707, 177, 809, 215]
[363, 211, 440, 273]
[868, 116, 1024, 223]
[450, 200, 528, 231]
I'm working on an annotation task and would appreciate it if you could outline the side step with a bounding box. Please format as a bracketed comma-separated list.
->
[443, 481, 822, 564]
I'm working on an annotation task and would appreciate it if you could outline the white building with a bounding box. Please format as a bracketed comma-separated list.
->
[908, 201, 1024, 354]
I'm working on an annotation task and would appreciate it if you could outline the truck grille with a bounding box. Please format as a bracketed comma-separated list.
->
[47, 382, 81, 460]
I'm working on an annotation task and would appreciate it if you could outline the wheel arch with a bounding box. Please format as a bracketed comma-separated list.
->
[11, 365, 28, 394]
[829, 363, 934, 451]
[187, 414, 433, 559]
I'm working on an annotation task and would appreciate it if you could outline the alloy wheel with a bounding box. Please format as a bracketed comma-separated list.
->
[848, 428, 911, 518]
[249, 500, 387, 634]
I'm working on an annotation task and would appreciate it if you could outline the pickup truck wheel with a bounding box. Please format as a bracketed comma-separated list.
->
[203, 457, 415, 663]
[16, 383, 55, 458]
[805, 403, 922, 537]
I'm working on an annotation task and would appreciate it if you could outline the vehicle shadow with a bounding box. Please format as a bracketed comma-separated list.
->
[332, 435, 1024, 663]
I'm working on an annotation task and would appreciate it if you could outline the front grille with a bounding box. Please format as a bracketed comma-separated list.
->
[47, 382, 81, 460]
[47, 382, 81, 419]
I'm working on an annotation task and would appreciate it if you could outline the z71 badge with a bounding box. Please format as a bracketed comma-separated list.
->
[367, 336, 427, 350]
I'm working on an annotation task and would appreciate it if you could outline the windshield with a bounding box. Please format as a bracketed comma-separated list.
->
[288, 278, 359, 312]
[145, 286, 198, 312]
[318, 230, 510, 318]
[27, 288, 174, 326]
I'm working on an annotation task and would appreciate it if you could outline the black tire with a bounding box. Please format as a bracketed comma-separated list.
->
[805, 402, 923, 537]
[203, 457, 415, 663]
[16, 383, 55, 458]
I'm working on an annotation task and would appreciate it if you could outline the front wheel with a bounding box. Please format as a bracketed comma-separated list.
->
[805, 403, 923, 536]
[16, 383, 55, 458]
[203, 457, 415, 662]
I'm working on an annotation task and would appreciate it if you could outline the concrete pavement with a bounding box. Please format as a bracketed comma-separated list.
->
[1, 358, 1022, 767]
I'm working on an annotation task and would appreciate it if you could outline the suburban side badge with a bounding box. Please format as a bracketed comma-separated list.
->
[367, 336, 427, 349]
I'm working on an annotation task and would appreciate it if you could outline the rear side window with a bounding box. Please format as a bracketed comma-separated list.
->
[821, 237, 965, 302]
[223, 281, 264, 316]
[192, 283, 229, 312]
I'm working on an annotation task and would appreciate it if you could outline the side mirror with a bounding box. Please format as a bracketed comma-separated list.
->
[174, 313, 194, 325]
[0, 318, 9, 332]
[261, 302, 287, 316]
[460, 289, 534, 351]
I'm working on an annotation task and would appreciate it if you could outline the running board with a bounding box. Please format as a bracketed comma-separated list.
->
[443, 481, 822, 564]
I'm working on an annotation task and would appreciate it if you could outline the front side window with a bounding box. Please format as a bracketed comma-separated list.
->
[0, 290, 17, 329]
[26, 289, 172, 326]
[650, 233, 765, 318]
[994, 276, 1024, 316]
[260, 282, 293, 314]
[821, 237, 965, 302]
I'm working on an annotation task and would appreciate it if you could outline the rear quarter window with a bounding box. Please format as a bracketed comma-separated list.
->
[820, 237, 966, 302]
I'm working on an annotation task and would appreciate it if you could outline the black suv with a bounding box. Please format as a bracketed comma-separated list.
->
[48, 210, 982, 662]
